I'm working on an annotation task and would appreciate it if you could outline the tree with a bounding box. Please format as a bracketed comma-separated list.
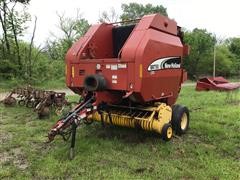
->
[183, 28, 216, 79]
[46, 10, 90, 60]
[120, 3, 168, 21]
[0, 0, 31, 74]
[56, 10, 89, 47]
[99, 7, 119, 23]
[228, 38, 240, 57]
[228, 38, 240, 76]
[214, 45, 234, 76]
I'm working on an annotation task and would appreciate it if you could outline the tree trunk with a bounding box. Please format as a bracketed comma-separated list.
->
[0, 2, 11, 57]
[0, 39, 6, 58]
[9, 7, 22, 71]
[28, 16, 37, 78]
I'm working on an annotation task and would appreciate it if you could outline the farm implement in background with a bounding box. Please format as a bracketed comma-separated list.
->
[196, 77, 240, 91]
[1, 86, 68, 118]
[196, 77, 240, 104]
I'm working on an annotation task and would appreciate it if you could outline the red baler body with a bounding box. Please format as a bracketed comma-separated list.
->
[65, 14, 188, 106]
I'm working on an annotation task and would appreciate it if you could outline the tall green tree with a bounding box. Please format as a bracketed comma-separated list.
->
[228, 38, 240, 76]
[228, 38, 240, 56]
[0, 0, 31, 74]
[183, 28, 216, 79]
[120, 3, 168, 21]
[214, 45, 234, 76]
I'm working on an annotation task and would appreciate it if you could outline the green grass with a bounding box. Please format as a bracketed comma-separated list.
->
[0, 77, 66, 92]
[0, 87, 239, 179]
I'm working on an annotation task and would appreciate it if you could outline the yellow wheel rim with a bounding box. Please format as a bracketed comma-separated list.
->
[181, 113, 188, 130]
[167, 126, 173, 139]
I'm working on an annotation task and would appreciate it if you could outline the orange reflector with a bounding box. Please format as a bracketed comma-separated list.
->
[71, 66, 75, 78]
[139, 64, 143, 78]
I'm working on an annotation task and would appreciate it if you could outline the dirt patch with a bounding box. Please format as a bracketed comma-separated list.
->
[0, 147, 28, 170]
[133, 166, 154, 174]
[95, 126, 155, 144]
[0, 131, 13, 144]
[0, 92, 9, 101]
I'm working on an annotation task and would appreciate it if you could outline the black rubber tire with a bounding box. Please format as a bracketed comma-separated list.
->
[83, 74, 107, 91]
[171, 104, 190, 135]
[161, 123, 173, 141]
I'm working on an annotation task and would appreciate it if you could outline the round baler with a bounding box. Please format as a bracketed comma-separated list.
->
[48, 13, 190, 157]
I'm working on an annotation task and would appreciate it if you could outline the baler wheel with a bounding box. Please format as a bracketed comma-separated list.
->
[161, 123, 173, 141]
[171, 105, 189, 135]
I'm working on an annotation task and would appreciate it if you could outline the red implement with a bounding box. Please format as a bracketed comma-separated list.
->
[48, 14, 191, 158]
[196, 77, 240, 91]
[66, 14, 189, 106]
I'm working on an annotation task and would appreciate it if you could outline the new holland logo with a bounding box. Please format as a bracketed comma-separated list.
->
[148, 57, 181, 71]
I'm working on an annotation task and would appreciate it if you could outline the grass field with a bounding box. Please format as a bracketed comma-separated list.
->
[0, 86, 239, 179]
[0, 78, 66, 93]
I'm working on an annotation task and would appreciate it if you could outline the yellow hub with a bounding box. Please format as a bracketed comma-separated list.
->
[167, 126, 173, 139]
[181, 113, 188, 130]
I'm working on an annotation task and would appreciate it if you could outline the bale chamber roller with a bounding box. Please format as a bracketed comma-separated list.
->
[48, 13, 190, 157]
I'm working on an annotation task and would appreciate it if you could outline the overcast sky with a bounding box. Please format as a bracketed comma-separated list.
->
[26, 0, 240, 45]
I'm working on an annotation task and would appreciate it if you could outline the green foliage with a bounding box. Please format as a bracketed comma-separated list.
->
[120, 3, 168, 21]
[0, 40, 65, 84]
[8, 8, 31, 37]
[215, 45, 234, 76]
[23, 48, 65, 83]
[0, 0, 31, 76]
[0, 59, 18, 78]
[228, 38, 240, 76]
[183, 29, 216, 78]
[184, 30, 239, 78]
[229, 37, 240, 56]
[45, 39, 70, 61]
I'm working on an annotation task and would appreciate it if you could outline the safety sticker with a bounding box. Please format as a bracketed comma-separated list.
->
[112, 80, 117, 84]
[112, 75, 117, 79]
[111, 64, 118, 70]
[118, 64, 127, 69]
